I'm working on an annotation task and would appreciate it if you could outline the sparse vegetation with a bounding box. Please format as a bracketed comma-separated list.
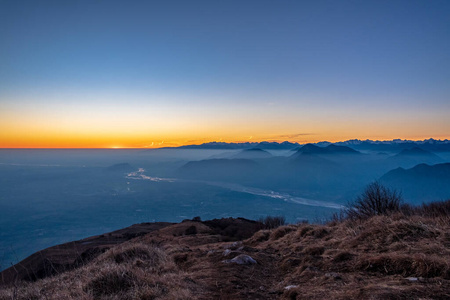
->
[0, 242, 192, 300]
[257, 215, 286, 229]
[346, 181, 403, 220]
[402, 199, 450, 221]
[1, 200, 450, 299]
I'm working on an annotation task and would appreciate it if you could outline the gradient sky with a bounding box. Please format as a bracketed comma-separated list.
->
[1, 0, 449, 148]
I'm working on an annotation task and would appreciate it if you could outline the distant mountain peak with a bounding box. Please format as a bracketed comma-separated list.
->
[325, 144, 359, 153]
[298, 144, 327, 154]
[174, 141, 299, 150]
[158, 138, 450, 152]
[294, 144, 359, 155]
[381, 162, 450, 179]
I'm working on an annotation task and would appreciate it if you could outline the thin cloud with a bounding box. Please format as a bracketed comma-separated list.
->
[272, 133, 315, 139]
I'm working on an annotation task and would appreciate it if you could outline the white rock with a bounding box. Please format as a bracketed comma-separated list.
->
[223, 254, 257, 265]
[223, 249, 232, 256]
[284, 285, 298, 290]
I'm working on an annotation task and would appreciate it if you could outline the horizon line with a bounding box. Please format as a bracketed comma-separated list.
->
[1, 137, 449, 150]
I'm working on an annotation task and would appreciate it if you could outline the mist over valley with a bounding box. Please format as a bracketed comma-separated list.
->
[1, 139, 449, 271]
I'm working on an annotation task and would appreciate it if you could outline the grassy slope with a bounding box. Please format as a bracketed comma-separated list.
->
[0, 205, 449, 300]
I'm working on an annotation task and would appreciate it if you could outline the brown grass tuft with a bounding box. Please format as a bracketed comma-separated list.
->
[270, 225, 297, 240]
[84, 269, 136, 297]
[246, 230, 270, 245]
[356, 254, 450, 278]
[106, 243, 167, 268]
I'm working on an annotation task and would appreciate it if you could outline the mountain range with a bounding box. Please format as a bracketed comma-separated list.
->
[175, 143, 450, 204]
[158, 139, 450, 152]
[380, 163, 450, 202]
[292, 144, 360, 155]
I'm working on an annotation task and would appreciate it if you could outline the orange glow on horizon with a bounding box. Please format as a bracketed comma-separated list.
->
[1, 104, 449, 149]
[2, 87, 449, 149]
[1, 133, 450, 149]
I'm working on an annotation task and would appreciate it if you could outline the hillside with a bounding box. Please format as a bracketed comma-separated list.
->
[380, 163, 450, 203]
[1, 203, 449, 300]
[385, 147, 444, 169]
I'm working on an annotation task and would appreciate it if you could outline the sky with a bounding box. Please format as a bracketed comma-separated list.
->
[0, 0, 449, 148]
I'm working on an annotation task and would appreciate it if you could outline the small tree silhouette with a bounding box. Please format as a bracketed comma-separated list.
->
[347, 181, 402, 220]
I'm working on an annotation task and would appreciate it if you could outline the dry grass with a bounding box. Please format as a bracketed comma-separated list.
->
[356, 253, 450, 278]
[270, 225, 297, 240]
[1, 201, 450, 299]
[273, 201, 450, 299]
[0, 242, 195, 300]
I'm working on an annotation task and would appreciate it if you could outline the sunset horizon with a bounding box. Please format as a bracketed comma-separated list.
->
[1, 1, 449, 149]
[1, 136, 450, 149]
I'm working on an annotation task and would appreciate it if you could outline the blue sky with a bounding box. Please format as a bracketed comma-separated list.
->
[1, 0, 449, 147]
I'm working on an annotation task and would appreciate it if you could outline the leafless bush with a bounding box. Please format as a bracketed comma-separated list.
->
[347, 182, 403, 220]
[416, 199, 450, 217]
[257, 215, 286, 229]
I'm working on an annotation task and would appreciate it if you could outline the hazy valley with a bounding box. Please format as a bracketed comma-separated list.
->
[1, 139, 449, 274]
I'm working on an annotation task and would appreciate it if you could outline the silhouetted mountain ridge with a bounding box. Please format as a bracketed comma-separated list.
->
[380, 162, 450, 203]
[385, 147, 444, 169]
[169, 141, 299, 150]
[382, 162, 450, 179]
[156, 139, 450, 151]
[292, 144, 360, 156]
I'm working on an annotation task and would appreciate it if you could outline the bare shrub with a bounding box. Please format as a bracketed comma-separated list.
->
[416, 199, 450, 218]
[257, 215, 286, 229]
[399, 200, 450, 227]
[347, 181, 403, 220]
[327, 211, 347, 225]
